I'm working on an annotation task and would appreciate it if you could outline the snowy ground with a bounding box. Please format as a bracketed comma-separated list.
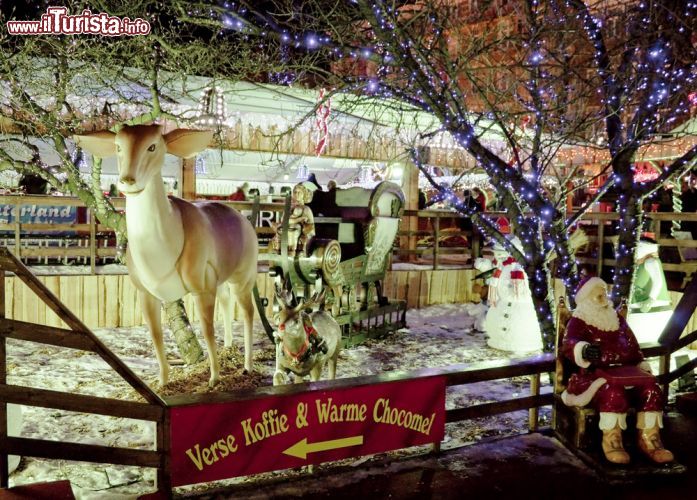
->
[4, 302, 684, 498]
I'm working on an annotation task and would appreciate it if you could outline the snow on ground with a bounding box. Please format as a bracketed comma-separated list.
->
[5, 302, 683, 498]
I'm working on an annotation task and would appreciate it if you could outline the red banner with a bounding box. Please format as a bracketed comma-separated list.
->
[170, 377, 446, 487]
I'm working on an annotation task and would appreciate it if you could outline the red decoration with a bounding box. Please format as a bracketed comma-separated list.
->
[496, 216, 511, 234]
[632, 163, 660, 183]
[314, 88, 332, 156]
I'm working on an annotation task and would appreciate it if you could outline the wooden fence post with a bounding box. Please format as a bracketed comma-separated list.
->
[596, 221, 604, 276]
[156, 409, 172, 497]
[433, 215, 440, 270]
[89, 208, 97, 274]
[528, 373, 540, 431]
[0, 268, 7, 488]
[13, 201, 20, 260]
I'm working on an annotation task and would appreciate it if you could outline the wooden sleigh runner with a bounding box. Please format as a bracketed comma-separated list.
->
[552, 296, 687, 481]
[255, 181, 407, 346]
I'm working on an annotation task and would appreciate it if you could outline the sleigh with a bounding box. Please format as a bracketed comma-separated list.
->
[256, 181, 407, 345]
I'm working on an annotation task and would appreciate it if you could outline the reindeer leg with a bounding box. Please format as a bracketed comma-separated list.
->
[232, 282, 255, 373]
[194, 292, 219, 387]
[273, 343, 287, 386]
[217, 283, 233, 347]
[141, 292, 168, 386]
[328, 354, 338, 380]
[310, 362, 323, 382]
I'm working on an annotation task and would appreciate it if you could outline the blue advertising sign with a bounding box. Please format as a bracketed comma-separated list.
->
[0, 204, 78, 235]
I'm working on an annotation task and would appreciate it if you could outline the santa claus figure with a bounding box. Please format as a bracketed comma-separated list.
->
[474, 235, 542, 352]
[561, 276, 673, 464]
[627, 236, 673, 343]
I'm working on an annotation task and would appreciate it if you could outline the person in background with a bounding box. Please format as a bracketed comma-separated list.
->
[681, 174, 697, 238]
[18, 173, 48, 195]
[327, 180, 337, 191]
[418, 189, 427, 210]
[229, 182, 248, 201]
[307, 172, 322, 191]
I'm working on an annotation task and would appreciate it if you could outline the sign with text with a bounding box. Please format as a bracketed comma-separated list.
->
[170, 377, 446, 487]
[0, 204, 77, 225]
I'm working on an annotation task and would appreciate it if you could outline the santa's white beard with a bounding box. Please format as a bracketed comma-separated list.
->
[573, 301, 620, 332]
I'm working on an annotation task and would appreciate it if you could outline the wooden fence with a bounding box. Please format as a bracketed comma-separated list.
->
[0, 268, 477, 329]
[0, 247, 169, 490]
[2, 244, 696, 495]
[4, 195, 697, 279]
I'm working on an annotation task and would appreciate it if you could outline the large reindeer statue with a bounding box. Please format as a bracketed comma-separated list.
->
[74, 125, 259, 387]
[272, 286, 341, 385]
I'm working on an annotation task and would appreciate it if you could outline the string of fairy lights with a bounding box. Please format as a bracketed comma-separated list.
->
[22, 0, 684, 324]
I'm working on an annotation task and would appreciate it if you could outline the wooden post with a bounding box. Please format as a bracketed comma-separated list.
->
[433, 215, 440, 270]
[182, 157, 197, 200]
[528, 373, 540, 431]
[659, 353, 670, 397]
[402, 161, 420, 263]
[651, 215, 661, 241]
[156, 409, 172, 497]
[14, 201, 20, 260]
[89, 208, 97, 274]
[472, 230, 480, 260]
[596, 221, 604, 276]
[0, 268, 7, 488]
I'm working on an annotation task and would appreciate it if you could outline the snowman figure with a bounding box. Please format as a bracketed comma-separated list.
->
[627, 236, 673, 343]
[474, 236, 543, 352]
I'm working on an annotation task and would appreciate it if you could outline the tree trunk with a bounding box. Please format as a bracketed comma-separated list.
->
[612, 195, 642, 304]
[163, 300, 204, 364]
[550, 218, 580, 307]
[521, 232, 557, 352]
[529, 281, 557, 353]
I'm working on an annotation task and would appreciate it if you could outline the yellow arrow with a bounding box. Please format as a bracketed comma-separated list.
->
[283, 435, 364, 459]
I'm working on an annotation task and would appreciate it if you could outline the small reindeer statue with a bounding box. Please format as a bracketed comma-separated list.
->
[74, 125, 259, 387]
[273, 286, 341, 385]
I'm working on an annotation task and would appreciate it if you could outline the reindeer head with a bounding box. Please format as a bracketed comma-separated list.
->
[74, 125, 212, 196]
[273, 285, 325, 341]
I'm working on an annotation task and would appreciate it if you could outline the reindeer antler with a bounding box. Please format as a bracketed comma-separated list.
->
[274, 282, 296, 310]
[299, 287, 326, 312]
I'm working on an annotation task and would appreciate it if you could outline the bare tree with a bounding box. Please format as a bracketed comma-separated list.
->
[227, 0, 696, 350]
[0, 1, 296, 364]
[565, 0, 697, 300]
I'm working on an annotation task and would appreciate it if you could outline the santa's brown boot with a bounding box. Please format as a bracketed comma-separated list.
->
[637, 411, 673, 464]
[601, 425, 630, 464]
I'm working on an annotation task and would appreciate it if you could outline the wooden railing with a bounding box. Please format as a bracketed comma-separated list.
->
[574, 211, 697, 280]
[395, 209, 477, 270]
[3, 195, 697, 280]
[2, 242, 695, 495]
[0, 247, 168, 490]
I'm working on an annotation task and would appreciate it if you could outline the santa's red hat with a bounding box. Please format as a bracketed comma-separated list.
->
[575, 275, 606, 304]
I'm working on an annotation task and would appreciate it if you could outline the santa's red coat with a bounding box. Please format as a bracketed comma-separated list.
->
[561, 315, 663, 413]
